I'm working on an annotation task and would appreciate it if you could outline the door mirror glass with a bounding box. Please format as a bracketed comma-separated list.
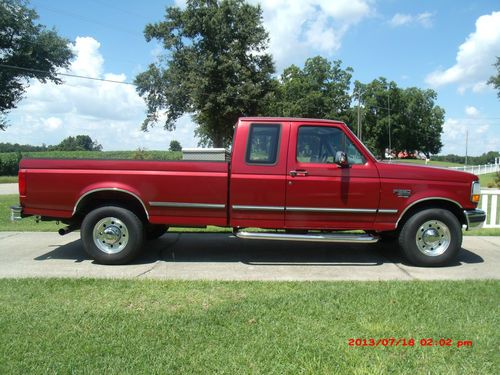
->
[335, 151, 349, 167]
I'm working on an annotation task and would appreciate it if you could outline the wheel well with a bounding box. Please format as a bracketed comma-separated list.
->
[396, 200, 466, 231]
[74, 190, 149, 223]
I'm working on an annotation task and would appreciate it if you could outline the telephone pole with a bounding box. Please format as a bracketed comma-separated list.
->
[465, 129, 468, 166]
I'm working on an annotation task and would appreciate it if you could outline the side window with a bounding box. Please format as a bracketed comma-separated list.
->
[246, 124, 281, 164]
[297, 126, 366, 165]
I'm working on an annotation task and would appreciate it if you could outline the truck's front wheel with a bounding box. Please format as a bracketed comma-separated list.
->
[399, 208, 462, 267]
[81, 206, 144, 265]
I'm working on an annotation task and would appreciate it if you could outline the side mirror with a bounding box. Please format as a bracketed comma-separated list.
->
[335, 151, 349, 167]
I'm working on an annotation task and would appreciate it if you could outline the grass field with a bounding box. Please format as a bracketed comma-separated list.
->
[480, 172, 499, 188]
[0, 176, 17, 183]
[390, 159, 464, 167]
[0, 279, 497, 374]
[1, 194, 499, 235]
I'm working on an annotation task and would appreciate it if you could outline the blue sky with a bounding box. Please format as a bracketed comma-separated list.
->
[3, 0, 500, 156]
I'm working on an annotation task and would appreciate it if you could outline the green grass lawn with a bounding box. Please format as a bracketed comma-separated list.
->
[0, 279, 497, 374]
[0, 176, 17, 183]
[391, 159, 464, 167]
[479, 172, 499, 188]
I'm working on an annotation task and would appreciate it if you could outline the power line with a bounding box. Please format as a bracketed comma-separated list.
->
[0, 63, 264, 103]
[0, 63, 136, 86]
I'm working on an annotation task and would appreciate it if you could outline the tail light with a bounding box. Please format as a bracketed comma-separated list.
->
[18, 169, 27, 196]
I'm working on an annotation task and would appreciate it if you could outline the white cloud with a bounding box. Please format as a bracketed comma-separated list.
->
[42, 117, 63, 132]
[465, 105, 479, 117]
[251, 0, 374, 70]
[5, 36, 199, 150]
[425, 11, 500, 93]
[441, 117, 495, 155]
[389, 12, 434, 28]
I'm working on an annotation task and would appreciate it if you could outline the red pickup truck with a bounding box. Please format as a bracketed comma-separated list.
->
[12, 117, 485, 266]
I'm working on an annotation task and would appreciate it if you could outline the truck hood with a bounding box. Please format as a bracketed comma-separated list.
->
[376, 161, 477, 183]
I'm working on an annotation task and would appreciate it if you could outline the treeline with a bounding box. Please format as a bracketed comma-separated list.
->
[0, 135, 102, 153]
[433, 151, 500, 165]
[0, 150, 182, 176]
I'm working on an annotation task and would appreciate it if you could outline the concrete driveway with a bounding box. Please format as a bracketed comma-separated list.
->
[0, 183, 18, 195]
[0, 231, 498, 280]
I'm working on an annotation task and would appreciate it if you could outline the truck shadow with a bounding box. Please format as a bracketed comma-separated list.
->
[35, 232, 484, 267]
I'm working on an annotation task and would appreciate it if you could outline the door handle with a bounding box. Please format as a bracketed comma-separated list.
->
[289, 170, 308, 177]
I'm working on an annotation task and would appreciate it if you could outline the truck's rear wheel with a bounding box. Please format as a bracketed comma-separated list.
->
[81, 206, 144, 265]
[399, 208, 462, 267]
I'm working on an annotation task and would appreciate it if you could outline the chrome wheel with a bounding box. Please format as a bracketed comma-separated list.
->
[93, 217, 129, 254]
[415, 220, 450, 256]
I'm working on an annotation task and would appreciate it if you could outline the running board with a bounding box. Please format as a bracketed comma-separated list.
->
[234, 231, 379, 244]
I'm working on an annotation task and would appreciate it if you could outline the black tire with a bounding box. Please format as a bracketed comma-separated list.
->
[146, 224, 168, 240]
[81, 206, 144, 265]
[398, 208, 462, 267]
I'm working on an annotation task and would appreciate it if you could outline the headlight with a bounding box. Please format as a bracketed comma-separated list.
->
[471, 181, 481, 203]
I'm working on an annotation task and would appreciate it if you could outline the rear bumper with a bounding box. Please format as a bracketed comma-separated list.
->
[464, 209, 486, 230]
[10, 206, 23, 221]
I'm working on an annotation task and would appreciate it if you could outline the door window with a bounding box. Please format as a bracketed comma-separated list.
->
[296, 126, 366, 165]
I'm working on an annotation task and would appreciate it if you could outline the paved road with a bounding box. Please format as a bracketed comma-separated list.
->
[0, 183, 18, 195]
[0, 232, 498, 280]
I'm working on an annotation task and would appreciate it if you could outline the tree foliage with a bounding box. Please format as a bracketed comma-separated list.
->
[169, 140, 182, 152]
[354, 78, 444, 158]
[268, 56, 353, 123]
[52, 135, 102, 151]
[0, 0, 73, 129]
[135, 0, 275, 147]
[487, 56, 500, 99]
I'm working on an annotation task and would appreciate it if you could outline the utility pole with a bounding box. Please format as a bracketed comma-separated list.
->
[388, 92, 391, 163]
[357, 92, 361, 140]
[465, 129, 468, 166]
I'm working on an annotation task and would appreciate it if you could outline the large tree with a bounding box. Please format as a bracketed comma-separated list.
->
[135, 0, 275, 147]
[269, 56, 353, 123]
[487, 56, 500, 99]
[354, 78, 444, 158]
[0, 0, 73, 129]
[51, 135, 102, 151]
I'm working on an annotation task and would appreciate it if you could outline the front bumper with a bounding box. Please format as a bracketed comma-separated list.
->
[464, 209, 486, 230]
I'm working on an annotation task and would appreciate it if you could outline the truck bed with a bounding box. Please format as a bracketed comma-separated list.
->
[19, 159, 230, 226]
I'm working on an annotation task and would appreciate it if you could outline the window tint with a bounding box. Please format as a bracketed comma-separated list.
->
[297, 126, 366, 165]
[246, 124, 281, 164]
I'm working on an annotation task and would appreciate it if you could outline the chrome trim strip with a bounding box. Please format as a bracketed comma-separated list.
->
[73, 188, 149, 219]
[394, 197, 463, 228]
[378, 209, 398, 214]
[235, 230, 379, 243]
[149, 202, 225, 209]
[286, 207, 377, 214]
[232, 205, 285, 212]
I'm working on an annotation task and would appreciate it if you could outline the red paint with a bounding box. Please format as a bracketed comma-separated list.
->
[18, 118, 479, 232]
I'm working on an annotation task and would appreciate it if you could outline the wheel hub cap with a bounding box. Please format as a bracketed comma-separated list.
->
[93, 217, 129, 254]
[416, 220, 451, 257]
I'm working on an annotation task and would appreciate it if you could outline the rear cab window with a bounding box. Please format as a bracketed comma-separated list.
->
[245, 124, 281, 165]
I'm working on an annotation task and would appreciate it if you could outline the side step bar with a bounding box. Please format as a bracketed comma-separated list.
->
[234, 230, 379, 244]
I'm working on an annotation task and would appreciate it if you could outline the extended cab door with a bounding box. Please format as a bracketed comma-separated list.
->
[229, 119, 290, 228]
[285, 122, 380, 230]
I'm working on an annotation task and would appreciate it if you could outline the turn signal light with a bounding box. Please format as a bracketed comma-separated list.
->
[471, 181, 481, 204]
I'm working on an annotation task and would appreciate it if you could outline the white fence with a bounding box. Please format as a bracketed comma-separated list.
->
[480, 189, 500, 228]
[450, 164, 500, 175]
